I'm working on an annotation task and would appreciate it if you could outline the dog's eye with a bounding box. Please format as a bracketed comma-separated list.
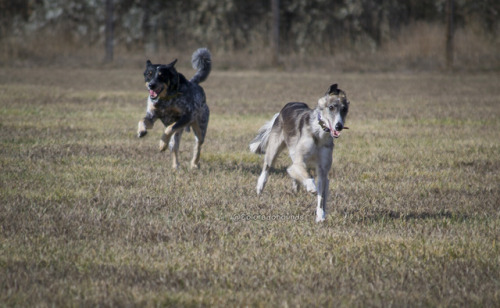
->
[328, 105, 335, 110]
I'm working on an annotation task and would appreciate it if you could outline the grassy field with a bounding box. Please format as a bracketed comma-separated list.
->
[1, 66, 499, 307]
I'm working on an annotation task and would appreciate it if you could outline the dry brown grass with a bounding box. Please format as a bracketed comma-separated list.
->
[375, 22, 500, 71]
[2, 21, 499, 72]
[0, 66, 499, 306]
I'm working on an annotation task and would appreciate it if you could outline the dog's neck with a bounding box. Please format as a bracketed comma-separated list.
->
[156, 75, 182, 102]
[311, 108, 334, 142]
[162, 91, 182, 101]
[317, 112, 330, 133]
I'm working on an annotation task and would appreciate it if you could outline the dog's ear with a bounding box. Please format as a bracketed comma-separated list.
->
[146, 60, 152, 66]
[167, 59, 178, 68]
[327, 84, 338, 95]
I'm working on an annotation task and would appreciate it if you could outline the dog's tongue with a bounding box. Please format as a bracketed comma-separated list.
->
[327, 122, 340, 138]
[149, 90, 157, 98]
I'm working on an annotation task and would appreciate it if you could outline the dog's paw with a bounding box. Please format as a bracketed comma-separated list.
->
[256, 181, 265, 195]
[190, 162, 200, 170]
[138, 122, 147, 138]
[256, 173, 268, 195]
[304, 179, 317, 194]
[315, 216, 325, 223]
[138, 130, 147, 138]
[256, 186, 263, 195]
[316, 208, 326, 222]
[159, 140, 168, 152]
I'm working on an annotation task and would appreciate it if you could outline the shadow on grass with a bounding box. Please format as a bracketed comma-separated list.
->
[339, 207, 470, 224]
[205, 162, 289, 176]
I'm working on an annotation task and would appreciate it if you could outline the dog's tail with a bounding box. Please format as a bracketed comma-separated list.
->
[249, 113, 279, 154]
[190, 48, 212, 84]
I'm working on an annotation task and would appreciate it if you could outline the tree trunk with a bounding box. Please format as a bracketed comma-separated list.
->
[105, 0, 114, 62]
[142, 0, 158, 54]
[445, 0, 454, 70]
[271, 0, 280, 65]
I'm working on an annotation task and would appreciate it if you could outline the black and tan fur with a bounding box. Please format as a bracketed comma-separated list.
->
[250, 84, 350, 222]
[137, 48, 211, 169]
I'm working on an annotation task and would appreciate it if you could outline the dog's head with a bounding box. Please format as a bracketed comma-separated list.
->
[318, 84, 350, 138]
[144, 60, 160, 84]
[145, 59, 179, 100]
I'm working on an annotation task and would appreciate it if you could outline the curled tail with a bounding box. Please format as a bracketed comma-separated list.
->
[249, 113, 279, 154]
[190, 48, 212, 84]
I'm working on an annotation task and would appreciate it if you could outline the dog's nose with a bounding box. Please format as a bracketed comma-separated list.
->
[148, 82, 155, 89]
[335, 123, 343, 131]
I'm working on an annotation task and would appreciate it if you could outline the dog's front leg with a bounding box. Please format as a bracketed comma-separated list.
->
[138, 113, 156, 138]
[159, 123, 181, 169]
[315, 176, 329, 222]
[159, 124, 174, 152]
[170, 131, 183, 169]
[315, 148, 333, 222]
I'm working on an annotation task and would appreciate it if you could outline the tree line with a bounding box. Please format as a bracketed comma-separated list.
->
[1, 0, 498, 57]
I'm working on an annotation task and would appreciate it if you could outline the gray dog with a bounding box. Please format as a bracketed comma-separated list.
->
[250, 84, 350, 222]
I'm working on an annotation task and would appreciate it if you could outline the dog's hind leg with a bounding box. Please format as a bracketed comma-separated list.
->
[291, 179, 300, 193]
[287, 138, 318, 194]
[256, 132, 284, 195]
[189, 107, 209, 169]
[287, 162, 316, 194]
[190, 123, 204, 169]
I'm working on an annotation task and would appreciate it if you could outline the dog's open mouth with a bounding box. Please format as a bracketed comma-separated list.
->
[149, 86, 163, 99]
[328, 122, 341, 138]
[328, 122, 348, 138]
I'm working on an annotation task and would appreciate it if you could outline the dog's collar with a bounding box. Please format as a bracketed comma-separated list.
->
[151, 91, 181, 103]
[163, 91, 182, 101]
[317, 113, 330, 133]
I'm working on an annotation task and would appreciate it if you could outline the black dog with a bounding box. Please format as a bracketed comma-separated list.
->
[137, 48, 211, 169]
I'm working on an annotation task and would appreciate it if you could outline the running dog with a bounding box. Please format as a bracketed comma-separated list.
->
[249, 84, 350, 222]
[137, 48, 211, 169]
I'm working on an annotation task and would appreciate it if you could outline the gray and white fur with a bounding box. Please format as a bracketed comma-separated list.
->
[249, 84, 350, 222]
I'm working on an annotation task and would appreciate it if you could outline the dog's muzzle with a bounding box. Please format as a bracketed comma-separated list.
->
[318, 113, 348, 138]
[148, 82, 163, 99]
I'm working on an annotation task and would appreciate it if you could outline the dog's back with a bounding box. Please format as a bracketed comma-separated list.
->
[278, 102, 312, 140]
[249, 102, 312, 155]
